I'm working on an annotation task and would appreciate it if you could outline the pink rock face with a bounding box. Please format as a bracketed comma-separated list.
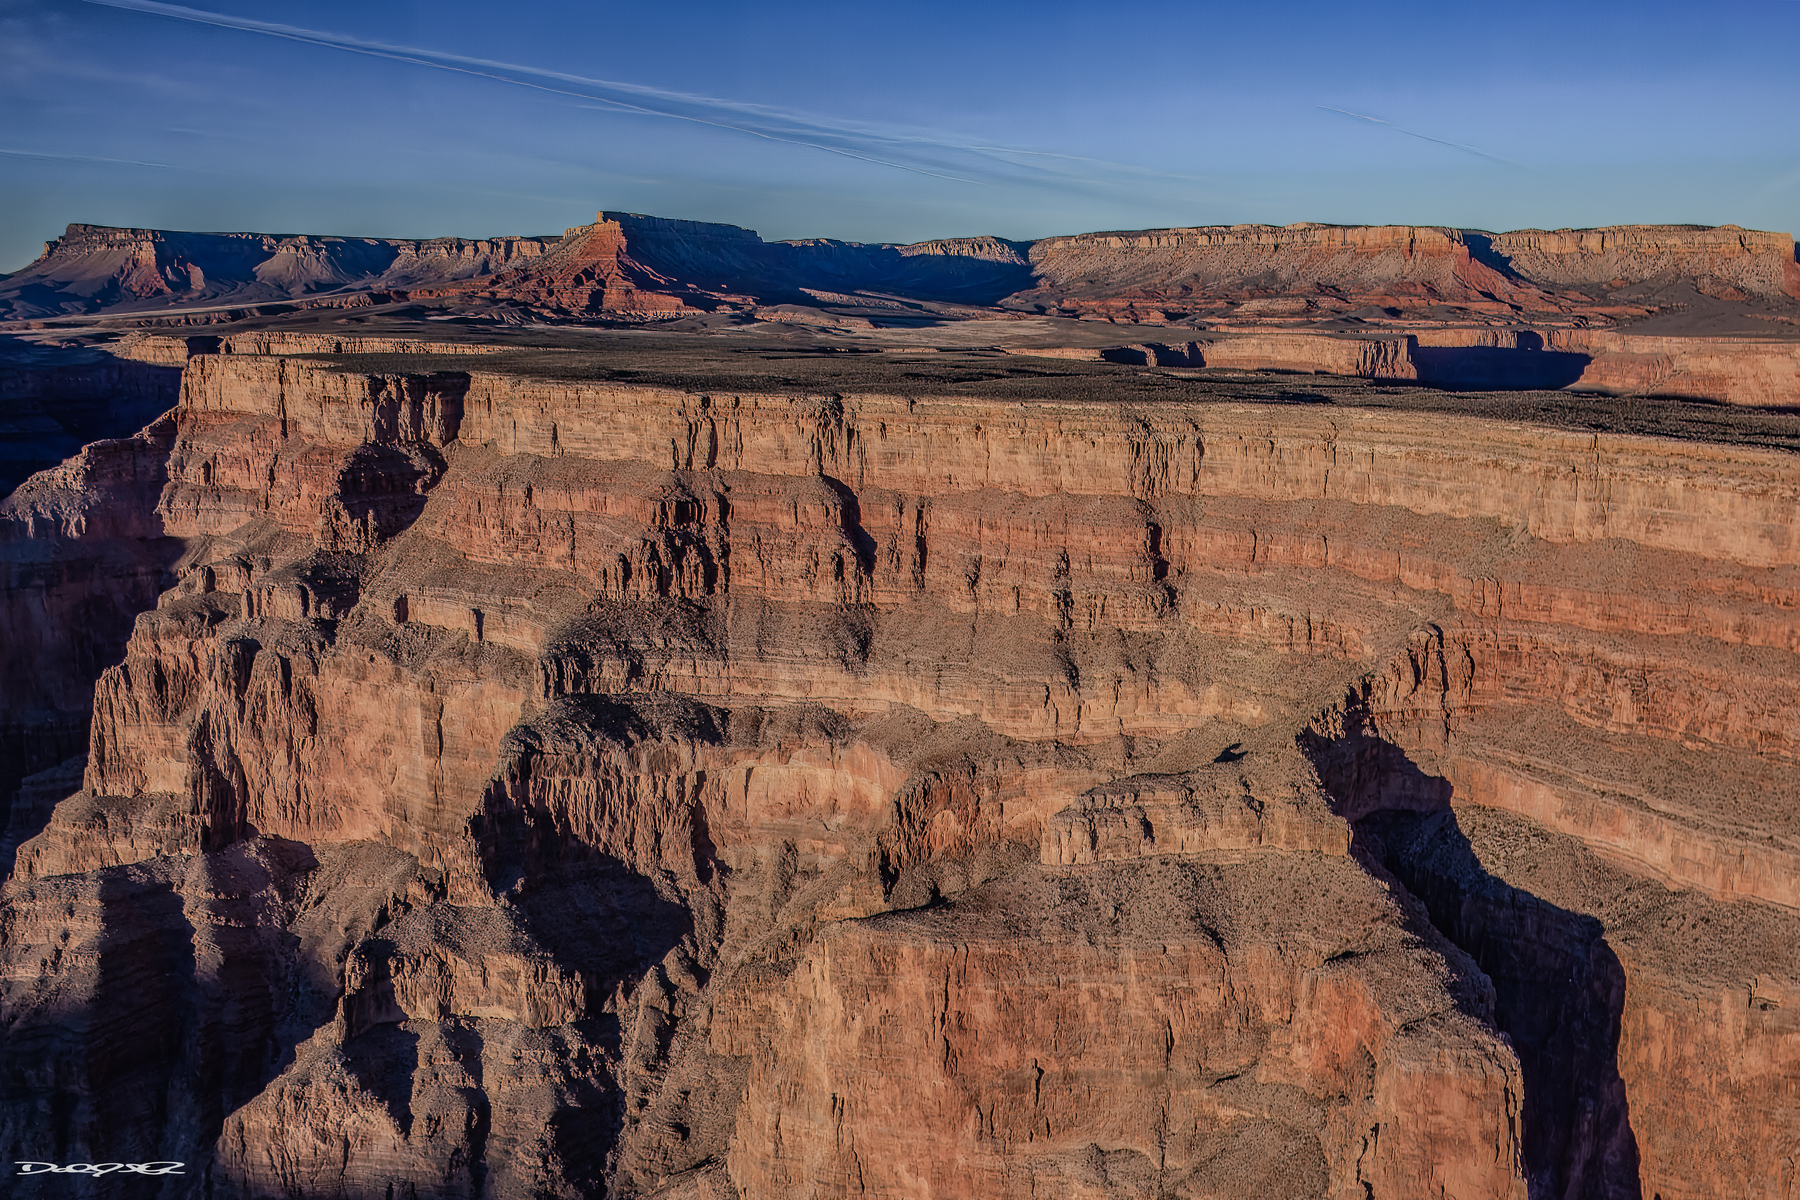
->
[721, 863, 1524, 1200]
[11, 218, 1799, 414]
[2, 342, 1798, 1199]
[0, 225, 559, 321]
[1546, 330, 1800, 406]
[0, 398, 182, 856]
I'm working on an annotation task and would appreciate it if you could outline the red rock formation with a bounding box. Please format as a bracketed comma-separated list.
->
[1001, 222, 1798, 322]
[1011, 223, 1553, 321]
[430, 212, 779, 317]
[1040, 326, 1800, 406]
[14, 214, 1795, 345]
[3, 338, 1799, 1197]
[1546, 329, 1800, 405]
[1488, 225, 1800, 300]
[0, 225, 557, 320]
[0, 395, 180, 863]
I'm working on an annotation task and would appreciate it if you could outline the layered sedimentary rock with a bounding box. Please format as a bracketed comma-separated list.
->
[1010, 224, 1542, 322]
[0, 339, 180, 493]
[0, 225, 557, 320]
[2, 337, 1798, 1198]
[15, 212, 1795, 409]
[0, 403, 181, 860]
[1039, 327, 1800, 405]
[13, 214, 1795, 328]
[433, 213, 778, 317]
[1196, 333, 1418, 379]
[109, 331, 518, 368]
[1546, 329, 1800, 405]
[432, 215, 1039, 318]
[1011, 222, 1800, 323]
[7, 211, 1794, 426]
[1487, 225, 1800, 299]
[439, 217, 1800, 324]
[776, 235, 1036, 308]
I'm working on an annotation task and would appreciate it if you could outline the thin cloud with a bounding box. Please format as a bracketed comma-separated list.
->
[76, 0, 1226, 201]
[1317, 106, 1516, 165]
[0, 146, 180, 168]
[77, 0, 991, 184]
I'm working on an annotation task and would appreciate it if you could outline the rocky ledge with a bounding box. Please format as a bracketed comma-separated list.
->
[1, 334, 1797, 1198]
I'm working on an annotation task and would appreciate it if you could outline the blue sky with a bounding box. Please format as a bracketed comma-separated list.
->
[3, 0, 1799, 270]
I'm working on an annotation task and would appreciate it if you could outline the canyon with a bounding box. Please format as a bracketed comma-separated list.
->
[0, 212, 1797, 1197]
[10, 216, 1797, 326]
[6, 214, 1798, 410]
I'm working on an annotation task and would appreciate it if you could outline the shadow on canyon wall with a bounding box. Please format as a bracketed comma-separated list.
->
[2, 840, 325, 1199]
[1095, 336, 1598, 391]
[1462, 233, 1526, 281]
[1409, 338, 1595, 392]
[781, 240, 1038, 308]
[1304, 726, 1643, 1200]
[468, 697, 714, 1193]
[0, 336, 181, 497]
[0, 338, 185, 848]
[0, 506, 182, 861]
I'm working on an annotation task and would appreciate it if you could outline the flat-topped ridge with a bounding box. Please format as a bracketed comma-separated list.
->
[5, 214, 1795, 326]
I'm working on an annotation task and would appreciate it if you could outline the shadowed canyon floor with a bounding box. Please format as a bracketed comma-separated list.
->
[1, 322, 1798, 1198]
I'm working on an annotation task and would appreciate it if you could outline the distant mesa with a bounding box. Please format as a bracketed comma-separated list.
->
[4, 211, 1796, 329]
[0, 223, 559, 320]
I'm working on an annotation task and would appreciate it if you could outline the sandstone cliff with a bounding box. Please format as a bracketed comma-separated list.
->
[442, 216, 1800, 323]
[1018, 326, 1800, 406]
[0, 336, 180, 494]
[432, 215, 1037, 318]
[2, 336, 1798, 1198]
[12, 215, 1795, 343]
[1487, 225, 1800, 300]
[430, 213, 776, 317]
[0, 225, 558, 321]
[0, 344, 181, 865]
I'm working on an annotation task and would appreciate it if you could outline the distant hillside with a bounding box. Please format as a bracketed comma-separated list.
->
[0, 225, 559, 320]
[4, 212, 1795, 328]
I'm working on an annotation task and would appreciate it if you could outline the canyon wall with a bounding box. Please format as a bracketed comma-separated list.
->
[1546, 329, 1800, 406]
[0, 225, 558, 320]
[1009, 222, 1799, 322]
[2, 343, 1798, 1196]
[1012, 224, 1536, 321]
[433, 213, 777, 317]
[338, 215, 1800, 321]
[1037, 328, 1800, 406]
[1487, 225, 1800, 298]
[0, 345, 181, 859]
[0, 343, 180, 493]
[12, 215, 1796, 336]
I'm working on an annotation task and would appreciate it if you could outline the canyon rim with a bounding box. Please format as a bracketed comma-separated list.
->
[1, 212, 1798, 1199]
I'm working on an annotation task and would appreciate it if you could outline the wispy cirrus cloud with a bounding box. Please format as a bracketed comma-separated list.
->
[1317, 106, 1516, 165]
[78, 0, 1218, 198]
[0, 145, 181, 168]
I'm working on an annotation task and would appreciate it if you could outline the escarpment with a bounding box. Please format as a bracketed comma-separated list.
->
[2, 338, 1798, 1199]
[12, 213, 1796, 414]
[0, 225, 558, 320]
[0, 396, 181, 867]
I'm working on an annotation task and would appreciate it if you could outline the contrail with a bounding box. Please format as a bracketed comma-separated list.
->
[76, 0, 1229, 201]
[0, 146, 179, 169]
[76, 0, 993, 183]
[1317, 106, 1516, 165]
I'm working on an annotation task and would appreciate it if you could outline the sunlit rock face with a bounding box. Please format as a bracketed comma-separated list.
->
[2, 339, 1798, 1200]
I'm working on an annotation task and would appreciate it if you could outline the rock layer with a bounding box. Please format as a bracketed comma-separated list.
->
[2, 338, 1798, 1197]
[0, 225, 557, 320]
[11, 213, 1796, 408]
